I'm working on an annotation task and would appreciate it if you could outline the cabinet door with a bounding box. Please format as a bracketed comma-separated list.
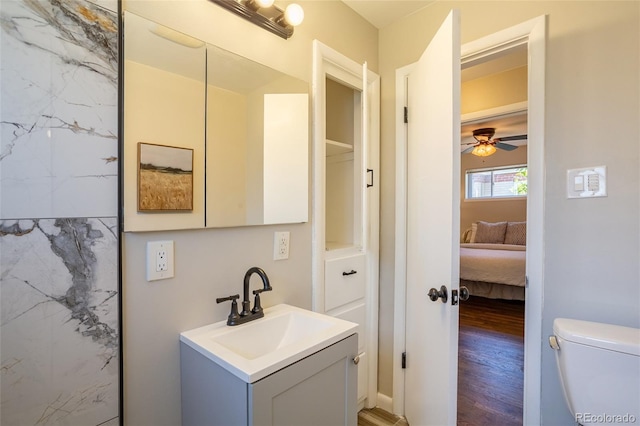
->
[332, 303, 366, 352]
[250, 335, 357, 426]
[180, 344, 248, 426]
[356, 351, 368, 402]
[333, 304, 368, 402]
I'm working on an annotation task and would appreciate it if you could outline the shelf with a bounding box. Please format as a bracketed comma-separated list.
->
[325, 242, 363, 260]
[326, 241, 355, 251]
[326, 139, 353, 156]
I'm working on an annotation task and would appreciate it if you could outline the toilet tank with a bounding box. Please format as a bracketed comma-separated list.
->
[552, 318, 640, 424]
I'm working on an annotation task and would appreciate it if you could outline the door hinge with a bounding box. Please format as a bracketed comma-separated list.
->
[404, 106, 408, 123]
[401, 352, 406, 369]
[366, 168, 374, 188]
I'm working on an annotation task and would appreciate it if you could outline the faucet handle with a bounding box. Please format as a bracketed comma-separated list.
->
[216, 294, 241, 325]
[251, 289, 269, 314]
[216, 294, 240, 304]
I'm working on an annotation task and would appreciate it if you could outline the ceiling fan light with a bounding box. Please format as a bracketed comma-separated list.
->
[472, 127, 495, 143]
[472, 144, 497, 157]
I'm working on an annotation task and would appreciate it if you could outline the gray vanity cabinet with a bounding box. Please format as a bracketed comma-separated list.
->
[181, 334, 358, 426]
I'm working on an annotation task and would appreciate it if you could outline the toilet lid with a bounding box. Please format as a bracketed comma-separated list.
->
[553, 318, 640, 356]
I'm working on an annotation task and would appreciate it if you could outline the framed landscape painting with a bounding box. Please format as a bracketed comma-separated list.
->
[138, 142, 193, 211]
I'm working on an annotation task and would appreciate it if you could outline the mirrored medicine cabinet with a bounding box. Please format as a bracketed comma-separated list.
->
[122, 11, 309, 232]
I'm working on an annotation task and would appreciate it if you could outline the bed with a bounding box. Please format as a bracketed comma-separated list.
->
[460, 221, 526, 301]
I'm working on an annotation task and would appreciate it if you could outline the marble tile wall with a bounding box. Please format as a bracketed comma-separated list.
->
[0, 1, 120, 424]
[1, 0, 118, 219]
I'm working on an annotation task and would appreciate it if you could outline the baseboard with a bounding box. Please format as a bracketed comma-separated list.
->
[376, 392, 393, 413]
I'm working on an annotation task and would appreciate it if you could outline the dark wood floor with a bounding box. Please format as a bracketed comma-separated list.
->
[457, 296, 525, 426]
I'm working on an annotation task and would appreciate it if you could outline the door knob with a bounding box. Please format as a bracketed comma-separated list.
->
[459, 285, 470, 301]
[428, 285, 448, 303]
[451, 286, 470, 305]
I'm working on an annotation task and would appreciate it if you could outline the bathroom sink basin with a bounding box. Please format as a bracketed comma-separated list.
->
[180, 304, 358, 382]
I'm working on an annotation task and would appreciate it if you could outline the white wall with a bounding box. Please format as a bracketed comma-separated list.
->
[207, 86, 248, 226]
[379, 2, 639, 424]
[121, 1, 378, 425]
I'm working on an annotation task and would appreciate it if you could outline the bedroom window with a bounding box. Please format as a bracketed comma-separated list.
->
[466, 165, 527, 199]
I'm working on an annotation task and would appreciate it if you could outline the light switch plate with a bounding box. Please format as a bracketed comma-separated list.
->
[147, 240, 174, 281]
[567, 166, 607, 199]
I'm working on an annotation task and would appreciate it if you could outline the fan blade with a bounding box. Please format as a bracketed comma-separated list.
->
[462, 146, 475, 154]
[495, 134, 527, 142]
[495, 142, 518, 151]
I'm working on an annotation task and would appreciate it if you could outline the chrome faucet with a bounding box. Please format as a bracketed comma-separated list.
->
[217, 267, 272, 326]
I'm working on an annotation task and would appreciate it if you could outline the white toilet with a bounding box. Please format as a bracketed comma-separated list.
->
[551, 318, 640, 425]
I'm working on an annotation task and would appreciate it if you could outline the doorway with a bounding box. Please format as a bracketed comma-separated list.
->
[457, 55, 529, 421]
[392, 15, 546, 424]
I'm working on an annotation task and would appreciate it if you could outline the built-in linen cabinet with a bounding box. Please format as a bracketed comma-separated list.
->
[312, 40, 380, 408]
[325, 77, 363, 252]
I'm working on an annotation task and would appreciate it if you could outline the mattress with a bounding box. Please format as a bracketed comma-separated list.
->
[459, 243, 526, 287]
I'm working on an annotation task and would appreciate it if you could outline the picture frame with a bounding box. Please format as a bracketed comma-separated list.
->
[137, 142, 194, 212]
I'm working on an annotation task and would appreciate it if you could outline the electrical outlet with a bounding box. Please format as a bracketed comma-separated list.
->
[273, 231, 290, 260]
[156, 249, 168, 271]
[147, 240, 174, 281]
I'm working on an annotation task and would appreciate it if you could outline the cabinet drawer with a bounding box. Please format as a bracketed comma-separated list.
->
[325, 254, 366, 311]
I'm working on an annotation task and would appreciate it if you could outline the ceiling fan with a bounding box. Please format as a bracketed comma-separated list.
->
[462, 128, 527, 157]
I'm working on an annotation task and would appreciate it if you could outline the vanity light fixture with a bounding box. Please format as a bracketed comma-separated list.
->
[247, 0, 275, 8]
[211, 0, 304, 39]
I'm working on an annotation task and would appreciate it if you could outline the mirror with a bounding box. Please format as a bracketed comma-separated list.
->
[206, 44, 308, 227]
[123, 12, 206, 231]
[122, 11, 309, 231]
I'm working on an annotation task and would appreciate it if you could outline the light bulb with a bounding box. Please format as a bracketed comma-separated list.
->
[284, 3, 304, 26]
[255, 0, 274, 7]
[472, 144, 497, 157]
